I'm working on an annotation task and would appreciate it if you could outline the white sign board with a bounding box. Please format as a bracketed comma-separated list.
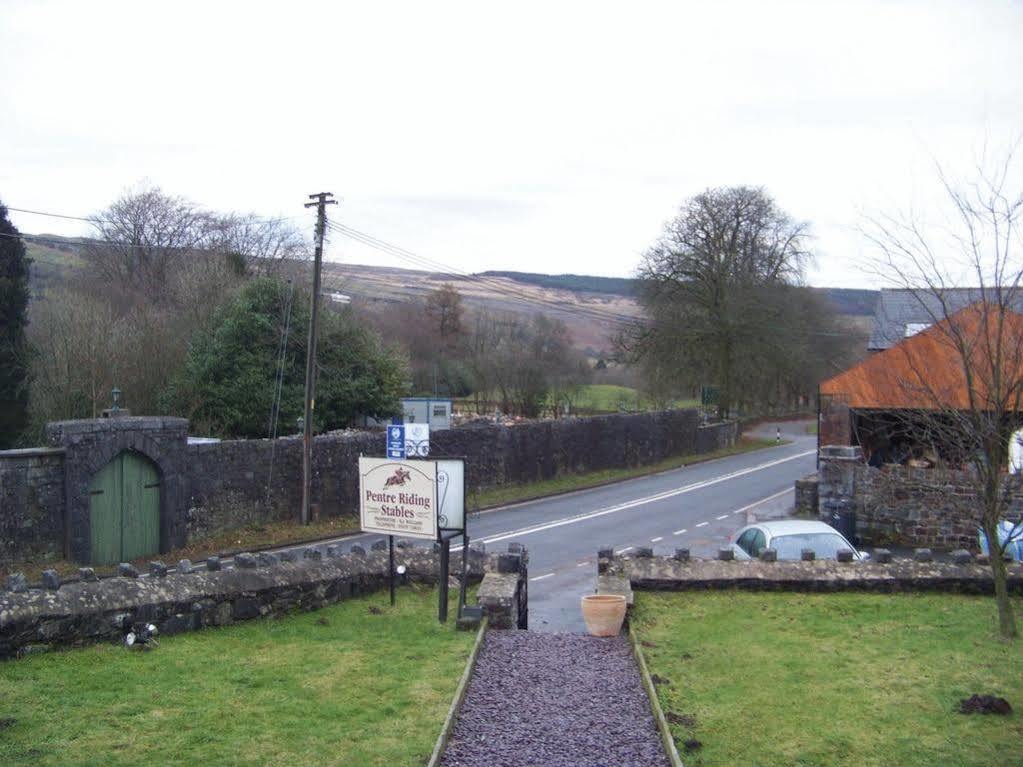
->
[405, 423, 430, 457]
[358, 457, 438, 540]
[436, 459, 465, 531]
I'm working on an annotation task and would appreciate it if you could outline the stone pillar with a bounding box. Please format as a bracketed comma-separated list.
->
[817, 445, 862, 529]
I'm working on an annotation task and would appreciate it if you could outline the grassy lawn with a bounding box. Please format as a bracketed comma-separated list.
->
[633, 591, 1023, 767]
[473, 437, 779, 509]
[0, 585, 475, 767]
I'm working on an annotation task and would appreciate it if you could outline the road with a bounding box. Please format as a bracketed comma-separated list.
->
[276, 420, 817, 632]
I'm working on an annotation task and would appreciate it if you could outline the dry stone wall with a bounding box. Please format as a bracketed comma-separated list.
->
[0, 543, 528, 659]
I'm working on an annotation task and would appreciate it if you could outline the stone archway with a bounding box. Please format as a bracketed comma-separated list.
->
[46, 416, 189, 564]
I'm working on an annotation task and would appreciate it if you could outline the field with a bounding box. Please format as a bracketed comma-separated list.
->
[633, 591, 1023, 767]
[0, 586, 475, 767]
[560, 384, 698, 413]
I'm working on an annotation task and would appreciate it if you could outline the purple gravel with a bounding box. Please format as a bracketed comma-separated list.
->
[440, 632, 671, 767]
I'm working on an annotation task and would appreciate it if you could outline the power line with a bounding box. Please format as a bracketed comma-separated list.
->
[4, 204, 305, 227]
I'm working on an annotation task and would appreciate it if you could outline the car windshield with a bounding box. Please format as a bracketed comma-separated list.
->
[771, 533, 850, 559]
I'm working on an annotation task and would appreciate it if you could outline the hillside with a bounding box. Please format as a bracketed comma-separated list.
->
[22, 233, 877, 352]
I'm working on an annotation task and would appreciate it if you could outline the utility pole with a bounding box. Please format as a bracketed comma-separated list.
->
[301, 192, 337, 525]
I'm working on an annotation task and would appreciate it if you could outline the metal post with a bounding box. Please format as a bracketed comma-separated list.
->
[458, 533, 468, 619]
[301, 192, 337, 525]
[388, 534, 395, 607]
[439, 538, 450, 623]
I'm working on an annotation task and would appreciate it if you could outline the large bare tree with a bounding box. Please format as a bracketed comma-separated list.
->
[622, 186, 834, 417]
[864, 151, 1023, 639]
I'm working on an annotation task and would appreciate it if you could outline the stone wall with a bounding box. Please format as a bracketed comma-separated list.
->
[0, 449, 65, 565]
[814, 446, 1023, 550]
[599, 549, 1023, 594]
[794, 474, 818, 517]
[0, 543, 528, 659]
[1, 410, 736, 565]
[187, 411, 736, 541]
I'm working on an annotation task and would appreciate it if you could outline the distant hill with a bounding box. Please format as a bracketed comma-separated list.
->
[22, 233, 877, 352]
[482, 270, 878, 316]
[477, 271, 638, 296]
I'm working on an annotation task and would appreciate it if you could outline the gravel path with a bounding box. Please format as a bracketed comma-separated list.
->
[440, 632, 671, 767]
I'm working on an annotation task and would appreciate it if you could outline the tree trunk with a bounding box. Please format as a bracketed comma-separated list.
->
[983, 519, 1019, 639]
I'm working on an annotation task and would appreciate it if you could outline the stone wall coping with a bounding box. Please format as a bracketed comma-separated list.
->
[46, 416, 189, 438]
[606, 554, 1023, 594]
[0, 547, 496, 658]
[0, 447, 66, 459]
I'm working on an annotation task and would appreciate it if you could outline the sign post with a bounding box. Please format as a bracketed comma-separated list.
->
[359, 457, 439, 610]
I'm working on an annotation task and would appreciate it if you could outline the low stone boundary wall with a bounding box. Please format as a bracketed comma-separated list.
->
[0, 543, 529, 659]
[598, 549, 1023, 594]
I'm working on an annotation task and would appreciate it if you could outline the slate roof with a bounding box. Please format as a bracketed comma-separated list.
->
[824, 303, 1023, 410]
[868, 288, 1023, 350]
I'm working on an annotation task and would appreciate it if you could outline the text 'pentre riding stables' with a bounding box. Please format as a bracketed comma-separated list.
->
[358, 457, 439, 540]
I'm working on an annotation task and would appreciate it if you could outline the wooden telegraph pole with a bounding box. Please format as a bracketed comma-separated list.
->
[301, 192, 337, 525]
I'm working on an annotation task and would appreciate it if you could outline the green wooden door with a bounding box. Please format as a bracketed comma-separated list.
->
[89, 451, 160, 565]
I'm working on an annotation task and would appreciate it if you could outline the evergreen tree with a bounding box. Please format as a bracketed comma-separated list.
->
[0, 202, 31, 447]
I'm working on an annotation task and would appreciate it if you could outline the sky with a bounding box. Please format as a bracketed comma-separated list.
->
[2, 0, 1021, 289]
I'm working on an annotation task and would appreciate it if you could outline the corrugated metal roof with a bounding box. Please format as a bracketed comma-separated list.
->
[823, 302, 1023, 410]
[867, 288, 1023, 350]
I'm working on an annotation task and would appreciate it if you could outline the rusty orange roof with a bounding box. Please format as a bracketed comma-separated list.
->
[821, 302, 1023, 411]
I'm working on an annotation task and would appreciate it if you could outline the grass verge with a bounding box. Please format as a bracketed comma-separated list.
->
[0, 585, 475, 767]
[1, 516, 362, 583]
[473, 437, 781, 509]
[633, 591, 1023, 767]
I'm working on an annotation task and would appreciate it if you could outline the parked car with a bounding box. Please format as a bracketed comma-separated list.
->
[730, 520, 867, 561]
[978, 520, 1023, 561]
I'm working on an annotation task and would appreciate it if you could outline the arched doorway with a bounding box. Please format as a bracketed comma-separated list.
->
[89, 450, 161, 565]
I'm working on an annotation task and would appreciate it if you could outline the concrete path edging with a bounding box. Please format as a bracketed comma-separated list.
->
[426, 619, 489, 767]
[629, 625, 685, 767]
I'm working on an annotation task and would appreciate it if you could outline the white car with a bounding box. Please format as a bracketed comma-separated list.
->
[730, 520, 866, 561]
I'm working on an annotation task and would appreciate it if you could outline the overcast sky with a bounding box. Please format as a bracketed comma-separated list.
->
[2, 1, 1021, 288]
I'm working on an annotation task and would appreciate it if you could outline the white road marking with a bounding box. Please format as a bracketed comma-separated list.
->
[730, 487, 794, 515]
[695, 521, 709, 528]
[651, 536, 663, 542]
[673, 528, 687, 535]
[576, 561, 589, 567]
[716, 514, 729, 520]
[457, 450, 815, 549]
[530, 573, 555, 582]
[616, 546, 633, 554]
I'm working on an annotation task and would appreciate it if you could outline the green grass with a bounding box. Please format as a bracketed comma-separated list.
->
[473, 437, 779, 508]
[0, 586, 475, 767]
[559, 384, 698, 414]
[633, 591, 1023, 767]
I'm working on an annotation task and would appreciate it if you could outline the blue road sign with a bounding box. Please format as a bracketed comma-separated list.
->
[386, 424, 406, 459]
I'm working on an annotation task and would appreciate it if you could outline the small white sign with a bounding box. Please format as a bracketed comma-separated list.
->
[359, 457, 438, 540]
[436, 459, 465, 530]
[405, 422, 430, 457]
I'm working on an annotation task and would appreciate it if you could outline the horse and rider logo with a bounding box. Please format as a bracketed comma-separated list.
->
[383, 467, 412, 488]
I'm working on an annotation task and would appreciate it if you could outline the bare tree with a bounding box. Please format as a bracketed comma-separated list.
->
[864, 149, 1023, 639]
[622, 186, 817, 417]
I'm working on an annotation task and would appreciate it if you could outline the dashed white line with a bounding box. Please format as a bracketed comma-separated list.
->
[695, 521, 709, 528]
[616, 546, 633, 554]
[461, 450, 815, 548]
[651, 536, 663, 542]
[673, 528, 687, 535]
[716, 514, 729, 520]
[576, 561, 589, 567]
[530, 573, 555, 582]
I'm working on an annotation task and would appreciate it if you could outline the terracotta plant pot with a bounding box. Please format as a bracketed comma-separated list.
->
[581, 594, 627, 637]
